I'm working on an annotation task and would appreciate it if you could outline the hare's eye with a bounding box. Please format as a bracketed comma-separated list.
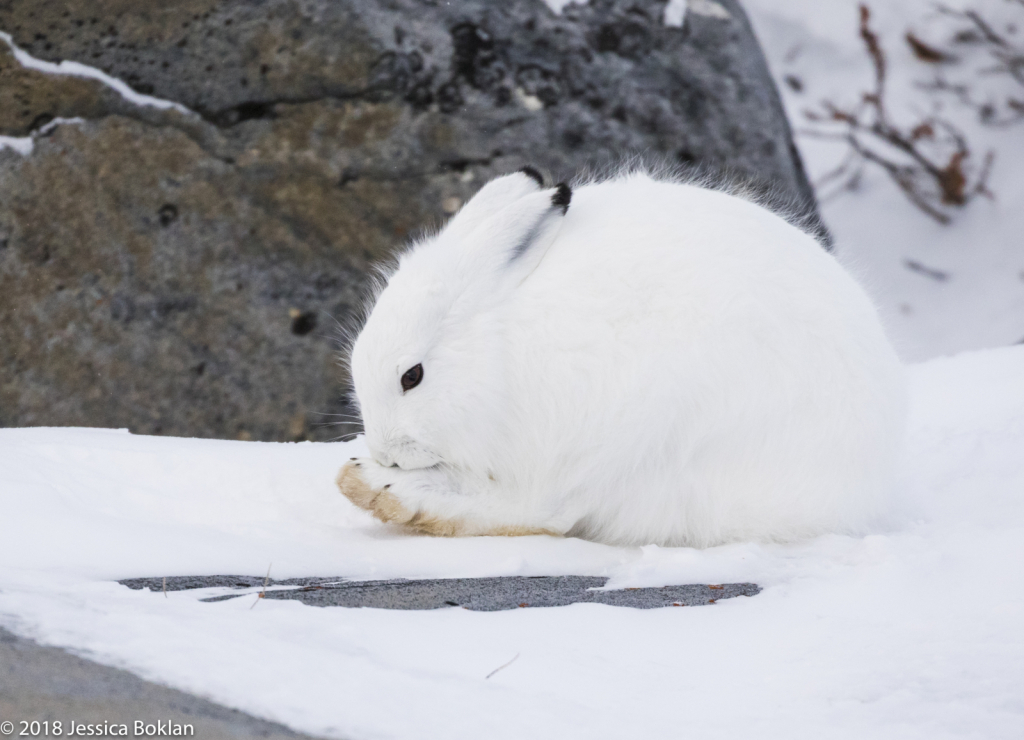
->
[401, 363, 423, 392]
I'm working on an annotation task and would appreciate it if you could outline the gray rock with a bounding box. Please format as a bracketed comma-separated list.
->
[119, 575, 762, 611]
[0, 0, 823, 441]
[0, 626, 327, 738]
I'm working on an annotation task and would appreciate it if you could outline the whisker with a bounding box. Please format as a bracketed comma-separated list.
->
[323, 432, 363, 442]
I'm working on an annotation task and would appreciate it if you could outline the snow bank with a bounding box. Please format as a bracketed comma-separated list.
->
[1, 345, 1022, 739]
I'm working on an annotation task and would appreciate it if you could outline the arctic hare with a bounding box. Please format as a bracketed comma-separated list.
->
[337, 167, 906, 547]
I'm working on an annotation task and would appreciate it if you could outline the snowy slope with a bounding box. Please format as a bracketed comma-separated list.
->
[742, 0, 1024, 361]
[1, 345, 1023, 739]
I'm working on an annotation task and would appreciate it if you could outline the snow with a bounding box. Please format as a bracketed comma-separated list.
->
[546, 0, 727, 26]
[0, 31, 193, 116]
[663, 0, 689, 27]
[0, 135, 33, 156]
[741, 0, 1024, 361]
[689, 0, 732, 21]
[0, 118, 89, 157]
[1, 345, 1023, 739]
[540, 0, 584, 15]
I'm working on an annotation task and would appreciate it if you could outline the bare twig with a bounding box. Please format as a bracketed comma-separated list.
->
[924, 2, 1024, 123]
[936, 5, 1010, 48]
[251, 563, 272, 609]
[485, 652, 520, 680]
[861, 5, 888, 106]
[905, 259, 951, 281]
[801, 4, 994, 223]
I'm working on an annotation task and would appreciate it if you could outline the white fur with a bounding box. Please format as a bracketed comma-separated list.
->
[346, 168, 907, 547]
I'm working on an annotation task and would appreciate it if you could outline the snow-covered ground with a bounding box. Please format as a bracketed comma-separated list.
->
[1, 345, 1023, 739]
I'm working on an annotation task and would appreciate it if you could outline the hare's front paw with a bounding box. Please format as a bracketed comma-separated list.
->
[336, 459, 418, 526]
[336, 459, 556, 538]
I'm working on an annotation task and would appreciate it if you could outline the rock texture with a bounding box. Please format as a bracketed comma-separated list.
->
[0, 0, 821, 441]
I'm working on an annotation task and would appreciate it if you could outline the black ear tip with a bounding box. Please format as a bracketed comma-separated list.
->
[551, 182, 572, 213]
[518, 165, 545, 187]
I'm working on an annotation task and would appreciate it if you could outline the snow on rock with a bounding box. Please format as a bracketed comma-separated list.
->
[0, 118, 88, 157]
[0, 135, 33, 155]
[663, 0, 688, 27]
[0, 31, 192, 115]
[689, 0, 731, 21]
[539, 0, 585, 14]
[1, 345, 1022, 739]
[544, 0, 729, 27]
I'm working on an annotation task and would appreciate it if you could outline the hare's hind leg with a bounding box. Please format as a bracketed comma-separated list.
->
[336, 460, 558, 538]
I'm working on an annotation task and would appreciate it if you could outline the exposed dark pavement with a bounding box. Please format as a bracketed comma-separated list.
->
[0, 627, 327, 739]
[120, 575, 761, 610]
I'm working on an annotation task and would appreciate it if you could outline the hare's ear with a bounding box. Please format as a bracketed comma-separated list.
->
[445, 167, 545, 238]
[472, 182, 573, 278]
